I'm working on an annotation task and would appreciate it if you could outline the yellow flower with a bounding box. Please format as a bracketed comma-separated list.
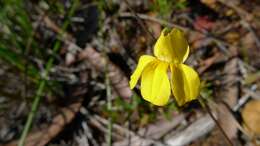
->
[129, 28, 200, 106]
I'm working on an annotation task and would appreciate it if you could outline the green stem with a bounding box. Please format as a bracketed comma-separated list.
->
[18, 80, 46, 146]
[105, 56, 112, 146]
[18, 1, 78, 146]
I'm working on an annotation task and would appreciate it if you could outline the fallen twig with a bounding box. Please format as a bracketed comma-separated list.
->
[79, 46, 132, 99]
[119, 12, 232, 56]
[165, 114, 215, 146]
[112, 114, 185, 146]
[43, 15, 132, 99]
[4, 99, 83, 146]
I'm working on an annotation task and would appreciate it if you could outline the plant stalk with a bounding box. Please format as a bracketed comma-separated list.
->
[198, 97, 234, 146]
[105, 56, 112, 146]
[18, 1, 78, 146]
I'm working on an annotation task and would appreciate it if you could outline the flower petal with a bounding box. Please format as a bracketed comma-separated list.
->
[154, 28, 189, 63]
[129, 55, 156, 89]
[141, 61, 171, 106]
[170, 64, 200, 106]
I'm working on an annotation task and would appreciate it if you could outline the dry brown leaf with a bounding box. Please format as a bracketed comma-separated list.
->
[193, 16, 215, 32]
[241, 32, 256, 50]
[214, 58, 240, 141]
[222, 58, 239, 107]
[201, 0, 217, 6]
[242, 100, 260, 136]
[198, 51, 222, 74]
[215, 103, 239, 140]
[145, 12, 161, 38]
[224, 32, 240, 44]
[244, 72, 260, 85]
[189, 32, 208, 49]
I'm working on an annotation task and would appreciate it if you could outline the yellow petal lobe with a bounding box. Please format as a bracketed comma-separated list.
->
[170, 64, 200, 106]
[154, 28, 189, 63]
[129, 55, 155, 89]
[141, 61, 171, 106]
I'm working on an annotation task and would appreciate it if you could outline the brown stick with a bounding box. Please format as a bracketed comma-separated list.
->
[4, 100, 82, 146]
[79, 47, 132, 99]
[122, 0, 156, 42]
[43, 15, 132, 99]
[199, 98, 234, 146]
